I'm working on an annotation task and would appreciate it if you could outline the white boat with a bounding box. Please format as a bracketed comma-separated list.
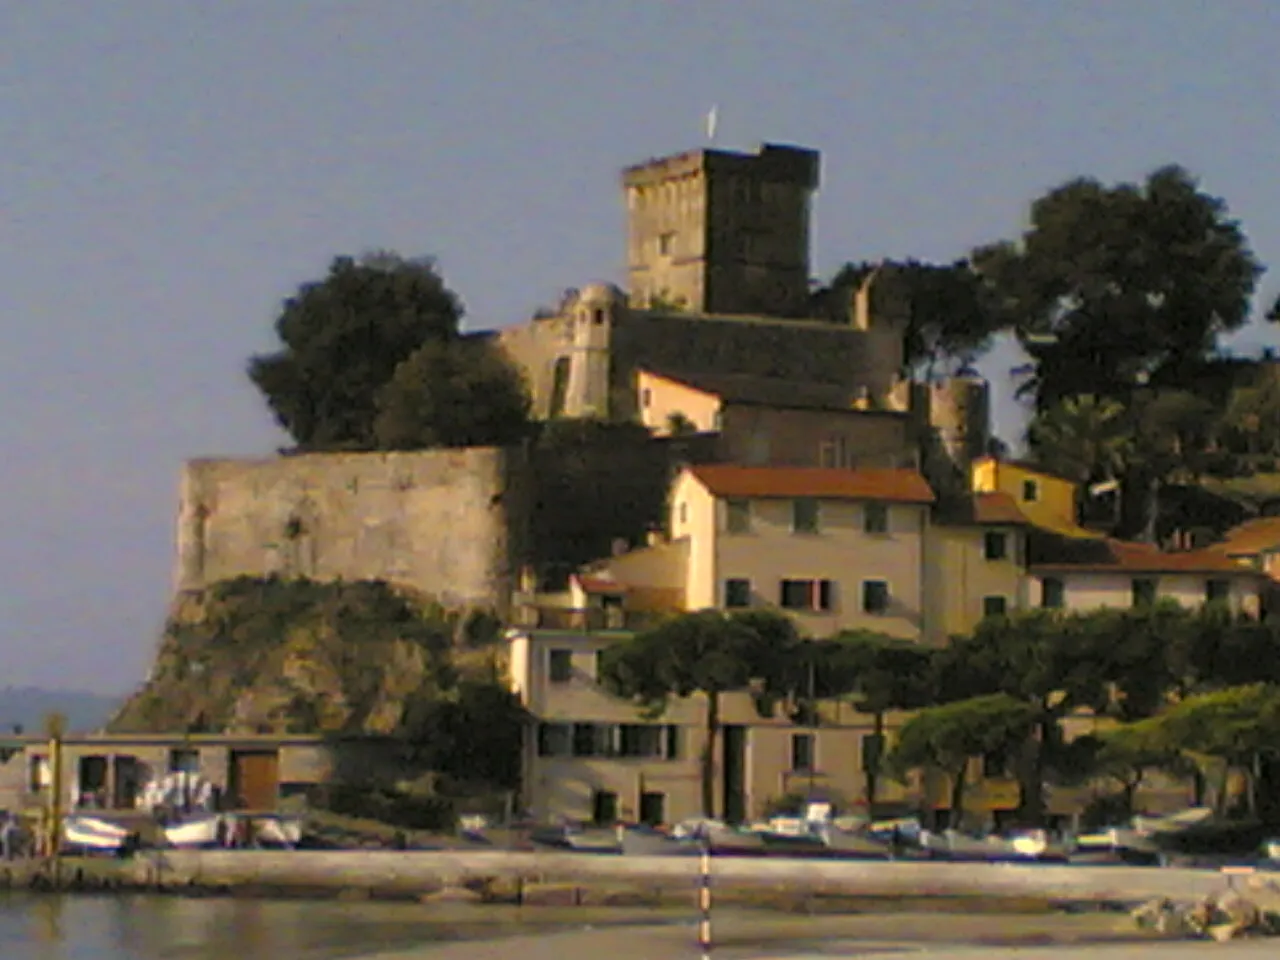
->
[164, 814, 228, 848]
[619, 825, 699, 857]
[1133, 807, 1214, 834]
[63, 815, 133, 853]
[253, 815, 303, 848]
[919, 828, 1062, 862]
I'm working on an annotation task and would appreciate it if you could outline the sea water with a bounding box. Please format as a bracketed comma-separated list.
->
[0, 893, 467, 960]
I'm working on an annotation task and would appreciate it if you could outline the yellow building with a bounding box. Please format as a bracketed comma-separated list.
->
[923, 492, 1033, 642]
[617, 463, 939, 638]
[969, 456, 1096, 538]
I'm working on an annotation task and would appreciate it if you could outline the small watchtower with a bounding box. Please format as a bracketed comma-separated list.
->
[622, 143, 820, 318]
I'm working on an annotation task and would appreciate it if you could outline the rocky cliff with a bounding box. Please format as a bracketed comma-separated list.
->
[109, 575, 505, 738]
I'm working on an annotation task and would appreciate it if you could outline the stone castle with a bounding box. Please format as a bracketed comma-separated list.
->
[175, 142, 991, 613]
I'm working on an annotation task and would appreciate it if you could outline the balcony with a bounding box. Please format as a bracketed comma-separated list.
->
[510, 604, 665, 633]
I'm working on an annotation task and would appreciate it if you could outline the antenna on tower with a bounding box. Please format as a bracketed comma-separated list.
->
[705, 105, 719, 143]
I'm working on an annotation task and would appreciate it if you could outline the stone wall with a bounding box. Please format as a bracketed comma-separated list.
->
[171, 431, 715, 608]
[175, 448, 528, 612]
[498, 303, 904, 425]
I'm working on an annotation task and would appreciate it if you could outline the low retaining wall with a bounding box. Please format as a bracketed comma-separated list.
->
[141, 849, 1243, 905]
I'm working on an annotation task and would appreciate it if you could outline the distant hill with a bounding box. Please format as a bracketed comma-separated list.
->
[0, 687, 122, 734]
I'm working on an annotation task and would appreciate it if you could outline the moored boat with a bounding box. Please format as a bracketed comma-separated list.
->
[63, 815, 135, 855]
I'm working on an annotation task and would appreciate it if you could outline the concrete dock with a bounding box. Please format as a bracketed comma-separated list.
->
[142, 848, 1258, 905]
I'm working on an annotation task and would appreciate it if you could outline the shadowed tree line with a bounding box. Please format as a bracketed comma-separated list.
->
[600, 603, 1280, 826]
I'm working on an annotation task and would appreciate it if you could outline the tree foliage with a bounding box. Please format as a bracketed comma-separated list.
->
[809, 631, 936, 810]
[249, 253, 465, 450]
[373, 338, 532, 450]
[1026, 395, 1135, 486]
[248, 252, 531, 453]
[973, 165, 1263, 409]
[814, 259, 1002, 376]
[598, 609, 799, 818]
[889, 694, 1036, 819]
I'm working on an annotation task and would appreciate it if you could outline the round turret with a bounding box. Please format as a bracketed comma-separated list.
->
[576, 282, 625, 306]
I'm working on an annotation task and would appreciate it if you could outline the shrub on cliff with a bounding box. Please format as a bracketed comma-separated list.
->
[109, 576, 513, 743]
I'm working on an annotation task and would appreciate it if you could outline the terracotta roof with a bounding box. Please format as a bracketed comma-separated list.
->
[971, 493, 1032, 525]
[1031, 537, 1258, 576]
[686, 464, 936, 503]
[1219, 517, 1280, 556]
[641, 369, 900, 415]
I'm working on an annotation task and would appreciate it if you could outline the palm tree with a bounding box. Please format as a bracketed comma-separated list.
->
[1026, 394, 1135, 486]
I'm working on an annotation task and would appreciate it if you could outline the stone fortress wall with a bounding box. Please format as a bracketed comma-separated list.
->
[170, 140, 992, 612]
[174, 448, 528, 611]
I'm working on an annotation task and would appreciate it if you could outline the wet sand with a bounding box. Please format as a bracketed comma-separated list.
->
[360, 909, 1158, 960]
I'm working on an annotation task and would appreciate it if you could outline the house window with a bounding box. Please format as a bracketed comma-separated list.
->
[864, 503, 889, 534]
[678, 502, 688, 525]
[791, 733, 815, 772]
[1131, 578, 1158, 608]
[792, 498, 820, 534]
[536, 723, 572, 757]
[617, 724, 663, 758]
[548, 649, 573, 683]
[658, 232, 675, 256]
[592, 789, 619, 825]
[641, 388, 652, 408]
[1206, 579, 1230, 605]
[983, 531, 1008, 561]
[724, 578, 752, 608]
[1041, 577, 1065, 609]
[780, 579, 834, 611]
[1022, 479, 1040, 502]
[169, 749, 200, 775]
[983, 595, 1008, 618]
[572, 723, 607, 757]
[639, 792, 666, 826]
[725, 498, 751, 534]
[862, 580, 890, 614]
[664, 725, 682, 760]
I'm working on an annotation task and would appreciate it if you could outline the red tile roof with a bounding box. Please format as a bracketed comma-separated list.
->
[971, 492, 1032, 526]
[1219, 517, 1280, 556]
[1032, 538, 1258, 576]
[686, 464, 936, 503]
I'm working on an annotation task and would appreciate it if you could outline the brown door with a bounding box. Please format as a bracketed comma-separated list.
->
[229, 750, 280, 810]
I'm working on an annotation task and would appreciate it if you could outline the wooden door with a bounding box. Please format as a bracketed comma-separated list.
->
[229, 750, 280, 810]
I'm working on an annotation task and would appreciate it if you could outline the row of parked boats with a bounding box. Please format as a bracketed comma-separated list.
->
[510, 806, 1280, 868]
[62, 812, 305, 855]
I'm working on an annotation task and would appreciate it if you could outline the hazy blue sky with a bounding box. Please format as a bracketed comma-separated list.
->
[4, 3, 1279, 693]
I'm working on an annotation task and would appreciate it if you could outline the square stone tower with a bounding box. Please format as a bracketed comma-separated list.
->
[622, 143, 820, 318]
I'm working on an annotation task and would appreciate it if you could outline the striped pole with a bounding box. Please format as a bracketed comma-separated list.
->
[698, 835, 712, 959]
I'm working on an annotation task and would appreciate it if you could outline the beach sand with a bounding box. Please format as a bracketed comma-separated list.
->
[360, 909, 1157, 960]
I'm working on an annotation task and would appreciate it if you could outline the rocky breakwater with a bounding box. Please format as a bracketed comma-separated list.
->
[1131, 872, 1280, 943]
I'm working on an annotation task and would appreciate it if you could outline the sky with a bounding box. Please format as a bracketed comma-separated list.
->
[4, 2, 1280, 693]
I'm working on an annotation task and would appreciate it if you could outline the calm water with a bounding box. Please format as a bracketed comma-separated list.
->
[0, 893, 498, 960]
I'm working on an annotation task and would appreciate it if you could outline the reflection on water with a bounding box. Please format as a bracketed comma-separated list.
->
[0, 893, 481, 960]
